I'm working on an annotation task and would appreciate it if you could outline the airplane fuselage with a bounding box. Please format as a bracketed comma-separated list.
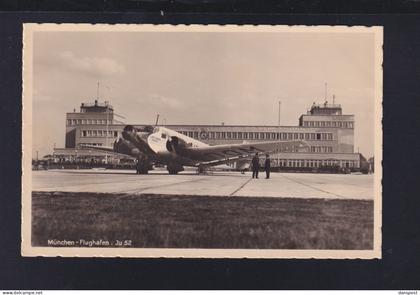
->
[146, 127, 209, 166]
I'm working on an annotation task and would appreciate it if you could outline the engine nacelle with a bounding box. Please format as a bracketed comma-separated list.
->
[122, 125, 136, 141]
[114, 137, 140, 156]
[122, 125, 155, 154]
[166, 136, 189, 155]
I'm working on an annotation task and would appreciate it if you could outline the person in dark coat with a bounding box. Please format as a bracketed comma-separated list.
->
[251, 153, 260, 179]
[265, 154, 271, 179]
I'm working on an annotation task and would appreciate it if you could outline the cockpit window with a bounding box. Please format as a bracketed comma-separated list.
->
[161, 133, 167, 139]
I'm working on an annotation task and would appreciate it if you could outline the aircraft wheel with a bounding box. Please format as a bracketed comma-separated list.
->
[136, 162, 149, 174]
[139, 163, 149, 174]
[167, 163, 183, 174]
[167, 166, 180, 174]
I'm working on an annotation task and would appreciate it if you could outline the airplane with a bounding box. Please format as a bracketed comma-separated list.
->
[82, 125, 310, 174]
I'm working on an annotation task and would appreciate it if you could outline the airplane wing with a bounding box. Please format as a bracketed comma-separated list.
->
[185, 140, 309, 166]
[80, 144, 136, 159]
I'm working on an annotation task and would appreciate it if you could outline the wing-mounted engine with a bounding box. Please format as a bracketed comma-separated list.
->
[113, 136, 140, 157]
[122, 124, 155, 155]
[122, 124, 154, 135]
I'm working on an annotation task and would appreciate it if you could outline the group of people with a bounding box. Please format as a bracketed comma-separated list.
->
[251, 153, 271, 179]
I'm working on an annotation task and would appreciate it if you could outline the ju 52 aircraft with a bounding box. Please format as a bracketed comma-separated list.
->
[82, 125, 309, 174]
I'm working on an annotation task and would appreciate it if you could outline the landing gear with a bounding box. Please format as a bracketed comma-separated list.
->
[136, 155, 149, 174]
[137, 165, 148, 174]
[167, 163, 184, 175]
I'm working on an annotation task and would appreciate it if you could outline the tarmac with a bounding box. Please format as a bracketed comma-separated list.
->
[32, 168, 374, 200]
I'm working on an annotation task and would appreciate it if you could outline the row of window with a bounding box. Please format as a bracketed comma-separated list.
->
[275, 159, 358, 168]
[84, 143, 103, 146]
[302, 121, 354, 128]
[310, 146, 333, 153]
[179, 131, 334, 141]
[81, 130, 119, 137]
[67, 119, 112, 125]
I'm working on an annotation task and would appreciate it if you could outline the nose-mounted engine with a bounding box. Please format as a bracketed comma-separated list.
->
[166, 136, 189, 155]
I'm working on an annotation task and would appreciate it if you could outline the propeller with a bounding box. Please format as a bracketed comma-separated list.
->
[166, 136, 186, 154]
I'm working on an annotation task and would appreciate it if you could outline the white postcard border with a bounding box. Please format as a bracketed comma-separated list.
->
[22, 24, 383, 259]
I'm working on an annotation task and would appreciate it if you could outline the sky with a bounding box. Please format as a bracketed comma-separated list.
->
[31, 29, 378, 158]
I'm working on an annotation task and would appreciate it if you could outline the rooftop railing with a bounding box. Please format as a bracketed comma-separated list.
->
[81, 102, 113, 108]
[310, 103, 341, 109]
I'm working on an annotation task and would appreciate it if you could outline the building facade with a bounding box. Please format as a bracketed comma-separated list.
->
[65, 100, 117, 148]
[56, 100, 361, 170]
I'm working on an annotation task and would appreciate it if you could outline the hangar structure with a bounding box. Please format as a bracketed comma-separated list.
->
[54, 99, 362, 170]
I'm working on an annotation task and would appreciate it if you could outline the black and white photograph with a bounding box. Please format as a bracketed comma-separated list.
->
[22, 24, 382, 258]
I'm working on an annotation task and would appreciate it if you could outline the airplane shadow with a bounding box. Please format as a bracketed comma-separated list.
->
[53, 170, 249, 178]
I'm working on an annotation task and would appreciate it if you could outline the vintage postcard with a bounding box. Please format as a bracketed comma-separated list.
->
[22, 24, 383, 258]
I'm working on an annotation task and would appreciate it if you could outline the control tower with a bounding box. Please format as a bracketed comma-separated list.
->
[298, 102, 355, 153]
[65, 100, 115, 148]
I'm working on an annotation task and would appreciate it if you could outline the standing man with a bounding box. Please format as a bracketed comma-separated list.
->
[252, 152, 260, 179]
[265, 154, 271, 179]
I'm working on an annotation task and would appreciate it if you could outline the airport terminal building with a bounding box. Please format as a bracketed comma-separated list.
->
[54, 100, 362, 170]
